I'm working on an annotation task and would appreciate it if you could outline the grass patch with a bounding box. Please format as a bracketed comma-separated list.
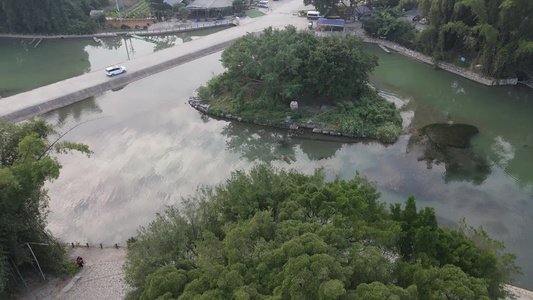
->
[202, 87, 403, 143]
[53, 259, 81, 277]
[245, 9, 266, 18]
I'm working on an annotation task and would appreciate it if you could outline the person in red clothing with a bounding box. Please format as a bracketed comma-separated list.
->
[77, 256, 84, 268]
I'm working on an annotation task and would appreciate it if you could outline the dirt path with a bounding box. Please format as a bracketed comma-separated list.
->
[21, 246, 130, 300]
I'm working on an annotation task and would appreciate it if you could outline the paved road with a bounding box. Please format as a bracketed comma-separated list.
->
[0, 0, 312, 122]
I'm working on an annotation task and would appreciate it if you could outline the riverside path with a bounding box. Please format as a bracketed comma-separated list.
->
[0, 0, 311, 123]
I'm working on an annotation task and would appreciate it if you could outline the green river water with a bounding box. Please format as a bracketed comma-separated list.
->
[0, 34, 532, 289]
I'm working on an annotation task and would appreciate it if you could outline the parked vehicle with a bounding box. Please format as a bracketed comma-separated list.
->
[105, 66, 127, 77]
[307, 11, 322, 20]
[412, 15, 421, 21]
[257, 0, 268, 8]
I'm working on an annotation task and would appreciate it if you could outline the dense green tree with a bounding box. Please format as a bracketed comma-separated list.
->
[124, 165, 518, 300]
[0, 0, 108, 34]
[412, 0, 533, 77]
[0, 119, 91, 294]
[413, 264, 491, 299]
[363, 7, 412, 39]
[211, 26, 377, 108]
[178, 7, 190, 20]
[146, 0, 172, 19]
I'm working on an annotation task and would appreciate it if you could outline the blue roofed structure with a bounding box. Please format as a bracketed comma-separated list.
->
[316, 18, 345, 31]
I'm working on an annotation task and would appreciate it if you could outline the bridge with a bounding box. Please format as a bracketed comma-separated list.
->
[0, 8, 309, 123]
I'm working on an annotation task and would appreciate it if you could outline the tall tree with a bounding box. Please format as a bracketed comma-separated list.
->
[0, 119, 91, 294]
[218, 26, 377, 107]
[0, 0, 108, 34]
[413, 0, 533, 77]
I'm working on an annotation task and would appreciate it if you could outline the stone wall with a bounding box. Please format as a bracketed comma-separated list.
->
[188, 97, 372, 141]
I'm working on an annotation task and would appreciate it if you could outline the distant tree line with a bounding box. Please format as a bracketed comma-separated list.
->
[124, 165, 519, 299]
[0, 0, 109, 34]
[305, 0, 533, 78]
[413, 0, 533, 78]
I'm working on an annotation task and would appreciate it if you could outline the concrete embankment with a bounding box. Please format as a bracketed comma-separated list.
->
[339, 22, 518, 87]
[0, 20, 234, 40]
[370, 39, 518, 86]
[0, 39, 236, 123]
[0, 12, 309, 123]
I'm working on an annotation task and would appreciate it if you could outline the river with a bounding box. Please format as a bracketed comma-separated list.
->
[1, 34, 532, 289]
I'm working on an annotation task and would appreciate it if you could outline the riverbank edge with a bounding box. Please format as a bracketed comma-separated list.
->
[0, 20, 235, 40]
[341, 23, 518, 87]
[0, 38, 238, 123]
[188, 94, 393, 142]
[1, 17, 520, 88]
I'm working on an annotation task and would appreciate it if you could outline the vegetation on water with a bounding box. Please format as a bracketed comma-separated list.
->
[197, 26, 403, 143]
[0, 120, 91, 296]
[124, 164, 519, 299]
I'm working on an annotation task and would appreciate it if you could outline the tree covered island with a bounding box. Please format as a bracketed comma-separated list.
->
[195, 26, 403, 143]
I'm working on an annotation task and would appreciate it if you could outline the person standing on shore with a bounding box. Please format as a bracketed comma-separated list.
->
[77, 256, 84, 268]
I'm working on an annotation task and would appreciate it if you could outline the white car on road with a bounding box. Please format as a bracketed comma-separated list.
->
[105, 66, 127, 77]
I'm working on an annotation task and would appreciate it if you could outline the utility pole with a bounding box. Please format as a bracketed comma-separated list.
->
[115, 0, 122, 21]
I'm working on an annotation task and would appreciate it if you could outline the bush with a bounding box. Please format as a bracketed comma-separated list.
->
[317, 91, 402, 142]
[376, 123, 403, 143]
[54, 259, 80, 277]
[120, 24, 132, 30]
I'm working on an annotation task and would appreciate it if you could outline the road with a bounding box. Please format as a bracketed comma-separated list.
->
[0, 0, 313, 123]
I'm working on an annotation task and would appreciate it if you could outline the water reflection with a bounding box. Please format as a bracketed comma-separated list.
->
[100, 37, 124, 51]
[33, 49, 533, 289]
[406, 123, 491, 185]
[50, 97, 103, 127]
[0, 28, 231, 98]
[0, 39, 91, 97]
[220, 120, 345, 163]
[153, 36, 179, 52]
[366, 44, 533, 187]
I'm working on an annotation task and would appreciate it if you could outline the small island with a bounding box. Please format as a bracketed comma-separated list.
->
[190, 26, 403, 143]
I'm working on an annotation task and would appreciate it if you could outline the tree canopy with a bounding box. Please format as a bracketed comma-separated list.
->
[0, 119, 91, 294]
[213, 26, 378, 106]
[366, 0, 533, 77]
[198, 26, 402, 143]
[0, 0, 108, 34]
[124, 165, 519, 300]
[146, 0, 172, 20]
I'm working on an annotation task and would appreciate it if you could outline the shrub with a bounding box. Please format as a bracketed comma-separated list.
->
[376, 123, 403, 143]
